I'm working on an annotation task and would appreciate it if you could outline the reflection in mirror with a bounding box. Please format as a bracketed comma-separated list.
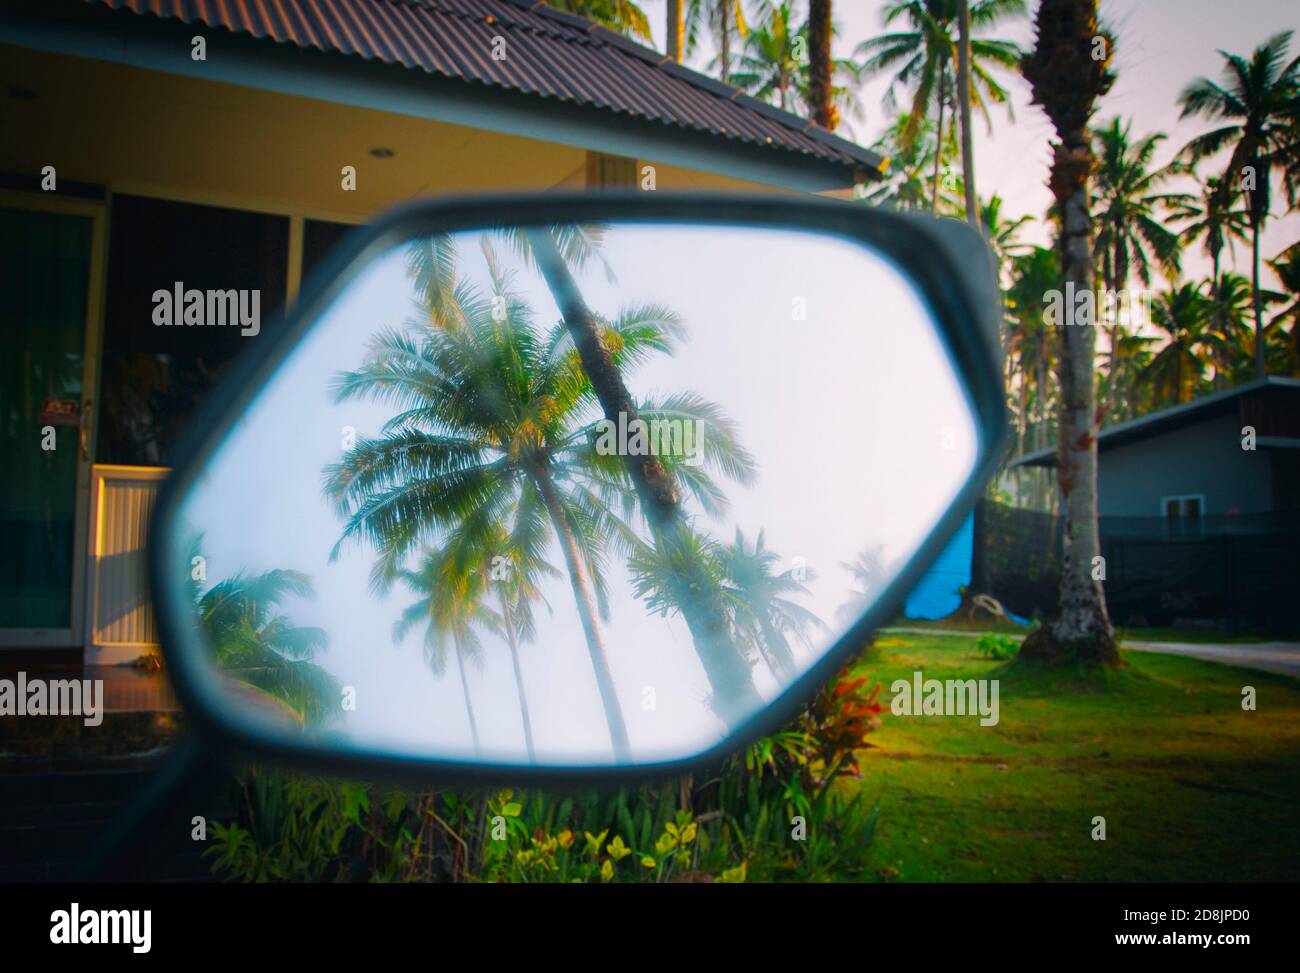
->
[165, 222, 977, 767]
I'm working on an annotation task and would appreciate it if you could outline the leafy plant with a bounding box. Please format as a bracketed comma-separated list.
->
[977, 633, 1019, 660]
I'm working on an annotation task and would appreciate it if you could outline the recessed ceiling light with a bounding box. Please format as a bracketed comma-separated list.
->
[369, 147, 395, 159]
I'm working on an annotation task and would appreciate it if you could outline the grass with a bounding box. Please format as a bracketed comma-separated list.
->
[847, 633, 1300, 882]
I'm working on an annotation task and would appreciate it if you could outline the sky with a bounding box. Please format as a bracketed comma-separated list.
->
[170, 223, 976, 768]
[637, 0, 1299, 290]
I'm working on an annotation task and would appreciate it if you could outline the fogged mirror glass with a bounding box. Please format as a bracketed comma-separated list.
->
[162, 222, 977, 767]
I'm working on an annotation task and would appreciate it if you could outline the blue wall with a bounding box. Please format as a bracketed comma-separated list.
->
[902, 512, 973, 620]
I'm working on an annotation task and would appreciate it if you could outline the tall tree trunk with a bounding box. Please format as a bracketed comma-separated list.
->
[667, 0, 684, 62]
[498, 591, 536, 762]
[454, 643, 481, 753]
[719, 2, 731, 83]
[1252, 218, 1265, 377]
[808, 0, 835, 130]
[530, 464, 631, 761]
[931, 68, 947, 214]
[957, 0, 980, 230]
[527, 230, 762, 728]
[1020, 0, 1118, 666]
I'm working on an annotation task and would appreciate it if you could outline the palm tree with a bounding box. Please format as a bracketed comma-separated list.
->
[730, 7, 864, 128]
[837, 544, 887, 621]
[1019, 0, 1118, 666]
[668, 0, 685, 60]
[1203, 271, 1259, 385]
[548, 0, 653, 41]
[956, 0, 979, 228]
[393, 545, 495, 753]
[1179, 31, 1300, 377]
[193, 567, 338, 724]
[1093, 118, 1188, 293]
[325, 236, 755, 757]
[866, 111, 956, 211]
[857, 0, 1024, 214]
[1091, 117, 1190, 411]
[1170, 176, 1251, 288]
[807, 0, 835, 129]
[730, 3, 805, 111]
[685, 0, 750, 84]
[1004, 246, 1061, 506]
[523, 229, 765, 728]
[1138, 284, 1222, 406]
[980, 193, 1032, 279]
[719, 529, 824, 680]
[628, 527, 822, 683]
[1266, 242, 1300, 374]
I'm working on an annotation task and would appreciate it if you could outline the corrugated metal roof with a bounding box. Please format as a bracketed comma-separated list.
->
[85, 0, 882, 178]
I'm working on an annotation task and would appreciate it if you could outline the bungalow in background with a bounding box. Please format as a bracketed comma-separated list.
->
[0, 0, 885, 666]
[1005, 377, 1300, 634]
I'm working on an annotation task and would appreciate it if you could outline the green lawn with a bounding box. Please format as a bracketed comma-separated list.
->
[848, 633, 1300, 882]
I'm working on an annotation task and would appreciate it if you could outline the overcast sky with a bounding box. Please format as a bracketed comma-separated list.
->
[640, 0, 1299, 289]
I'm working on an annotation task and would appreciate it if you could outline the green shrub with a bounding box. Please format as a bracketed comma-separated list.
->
[207, 662, 884, 883]
[977, 633, 1019, 661]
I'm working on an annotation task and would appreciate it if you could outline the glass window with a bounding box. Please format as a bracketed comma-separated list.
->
[97, 195, 288, 466]
[302, 219, 357, 284]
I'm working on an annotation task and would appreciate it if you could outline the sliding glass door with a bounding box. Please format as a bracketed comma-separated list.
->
[0, 197, 103, 645]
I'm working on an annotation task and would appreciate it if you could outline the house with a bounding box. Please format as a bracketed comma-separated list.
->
[0, 0, 885, 664]
[1004, 377, 1300, 633]
[1012, 377, 1300, 520]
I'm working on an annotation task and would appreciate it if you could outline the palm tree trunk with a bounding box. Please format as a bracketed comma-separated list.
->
[1252, 219, 1265, 377]
[498, 592, 537, 762]
[719, 2, 731, 84]
[808, 0, 835, 130]
[526, 230, 763, 728]
[931, 67, 947, 214]
[1020, 0, 1118, 664]
[530, 464, 631, 761]
[454, 642, 481, 753]
[957, 0, 980, 230]
[667, 0, 684, 62]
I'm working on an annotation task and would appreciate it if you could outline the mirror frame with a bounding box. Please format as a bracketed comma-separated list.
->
[149, 192, 1008, 785]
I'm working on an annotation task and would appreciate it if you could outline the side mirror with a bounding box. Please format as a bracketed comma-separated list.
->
[149, 193, 1005, 782]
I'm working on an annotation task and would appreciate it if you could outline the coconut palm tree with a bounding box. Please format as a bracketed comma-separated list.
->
[549, 0, 653, 41]
[392, 546, 495, 753]
[1019, 0, 1118, 666]
[866, 111, 956, 212]
[685, 0, 750, 83]
[730, 6, 864, 128]
[719, 529, 824, 680]
[857, 0, 1024, 214]
[1137, 284, 1223, 407]
[523, 229, 765, 729]
[1179, 31, 1300, 377]
[1091, 117, 1190, 411]
[730, 3, 805, 111]
[325, 236, 754, 758]
[1203, 271, 1259, 385]
[1266, 242, 1300, 374]
[980, 193, 1032, 280]
[837, 544, 887, 621]
[808, 0, 835, 129]
[193, 567, 338, 724]
[1170, 176, 1251, 288]
[1093, 118, 1189, 293]
[627, 526, 822, 683]
[668, 0, 685, 61]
